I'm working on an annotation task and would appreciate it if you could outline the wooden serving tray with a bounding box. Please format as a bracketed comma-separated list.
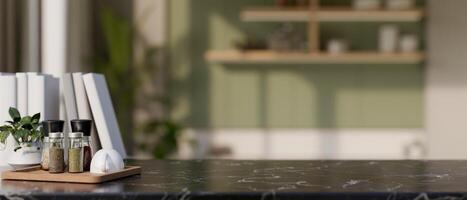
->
[1, 165, 141, 184]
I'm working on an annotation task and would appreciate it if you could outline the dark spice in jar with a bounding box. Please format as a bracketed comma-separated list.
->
[49, 147, 64, 173]
[83, 146, 92, 171]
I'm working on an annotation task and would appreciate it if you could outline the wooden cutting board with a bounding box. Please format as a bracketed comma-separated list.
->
[1, 165, 141, 184]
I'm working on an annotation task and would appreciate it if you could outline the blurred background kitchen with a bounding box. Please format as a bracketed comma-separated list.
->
[1, 0, 466, 160]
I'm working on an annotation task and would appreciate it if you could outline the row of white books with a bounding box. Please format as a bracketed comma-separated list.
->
[0, 72, 60, 123]
[0, 72, 127, 160]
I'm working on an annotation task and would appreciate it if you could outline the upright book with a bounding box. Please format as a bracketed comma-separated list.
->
[0, 74, 17, 166]
[72, 73, 102, 154]
[28, 74, 60, 121]
[82, 73, 127, 158]
[16, 73, 29, 115]
[62, 73, 78, 123]
[0, 74, 17, 124]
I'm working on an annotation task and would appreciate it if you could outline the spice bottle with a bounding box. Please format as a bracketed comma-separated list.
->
[41, 120, 64, 170]
[49, 132, 65, 173]
[68, 132, 84, 173]
[71, 120, 93, 171]
[41, 137, 50, 170]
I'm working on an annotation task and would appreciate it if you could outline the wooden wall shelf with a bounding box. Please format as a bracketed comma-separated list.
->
[241, 7, 310, 22]
[205, 50, 425, 64]
[206, 1, 425, 65]
[241, 7, 425, 22]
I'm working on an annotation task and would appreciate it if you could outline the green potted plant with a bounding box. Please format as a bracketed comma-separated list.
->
[0, 107, 43, 167]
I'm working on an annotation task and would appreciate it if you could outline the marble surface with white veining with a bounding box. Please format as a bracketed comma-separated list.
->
[2, 160, 467, 200]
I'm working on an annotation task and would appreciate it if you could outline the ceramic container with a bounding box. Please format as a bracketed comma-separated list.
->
[8, 142, 42, 168]
[90, 149, 124, 174]
[379, 25, 399, 53]
[0, 135, 17, 167]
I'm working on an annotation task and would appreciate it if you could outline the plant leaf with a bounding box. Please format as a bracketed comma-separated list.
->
[20, 116, 32, 125]
[31, 113, 41, 123]
[8, 107, 20, 122]
[0, 126, 9, 132]
[31, 124, 39, 130]
[22, 124, 33, 130]
[1, 126, 12, 132]
[0, 131, 9, 144]
[16, 129, 29, 138]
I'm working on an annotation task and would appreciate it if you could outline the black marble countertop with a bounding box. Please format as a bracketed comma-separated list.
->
[2, 160, 467, 200]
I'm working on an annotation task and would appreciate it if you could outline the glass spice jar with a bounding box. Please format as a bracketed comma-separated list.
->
[41, 137, 50, 170]
[48, 132, 65, 173]
[41, 120, 65, 170]
[68, 132, 84, 173]
[71, 119, 93, 171]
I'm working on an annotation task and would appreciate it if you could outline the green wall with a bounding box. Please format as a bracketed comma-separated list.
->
[169, 0, 424, 129]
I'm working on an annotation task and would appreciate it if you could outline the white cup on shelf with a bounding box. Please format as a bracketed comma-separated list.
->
[379, 25, 399, 53]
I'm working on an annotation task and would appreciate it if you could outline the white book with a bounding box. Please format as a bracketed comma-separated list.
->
[62, 73, 78, 122]
[0, 75, 17, 124]
[83, 73, 126, 158]
[27, 74, 38, 117]
[73, 73, 92, 120]
[28, 74, 60, 121]
[0, 75, 17, 166]
[61, 74, 77, 156]
[72, 73, 101, 153]
[16, 73, 29, 115]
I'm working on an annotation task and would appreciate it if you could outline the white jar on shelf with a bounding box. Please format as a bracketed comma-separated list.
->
[386, 0, 416, 10]
[352, 0, 382, 10]
[379, 25, 399, 53]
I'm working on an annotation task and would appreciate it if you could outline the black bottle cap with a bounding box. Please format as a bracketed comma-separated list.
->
[42, 120, 65, 136]
[70, 119, 93, 137]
